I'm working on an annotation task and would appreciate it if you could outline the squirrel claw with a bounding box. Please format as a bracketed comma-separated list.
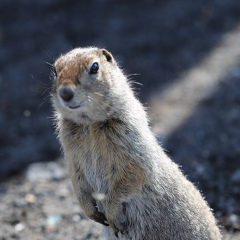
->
[91, 210, 109, 226]
[114, 230, 119, 238]
[109, 220, 126, 238]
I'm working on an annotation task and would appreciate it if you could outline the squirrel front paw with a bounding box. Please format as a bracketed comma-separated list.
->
[108, 218, 127, 238]
[106, 203, 128, 238]
[89, 208, 109, 226]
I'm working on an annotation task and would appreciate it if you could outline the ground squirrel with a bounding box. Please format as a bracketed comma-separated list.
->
[52, 47, 222, 239]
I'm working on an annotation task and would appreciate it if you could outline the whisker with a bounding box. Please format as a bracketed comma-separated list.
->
[44, 61, 54, 67]
[127, 73, 141, 77]
[88, 95, 116, 111]
[37, 95, 52, 110]
[126, 73, 143, 87]
[94, 92, 106, 97]
[131, 81, 143, 86]
[42, 86, 53, 96]
[31, 74, 49, 87]
[46, 115, 56, 120]
[29, 87, 43, 94]
[42, 49, 55, 62]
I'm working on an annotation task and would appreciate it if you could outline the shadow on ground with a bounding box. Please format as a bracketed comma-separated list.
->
[163, 72, 240, 218]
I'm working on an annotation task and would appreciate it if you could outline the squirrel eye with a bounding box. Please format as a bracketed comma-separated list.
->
[89, 62, 99, 75]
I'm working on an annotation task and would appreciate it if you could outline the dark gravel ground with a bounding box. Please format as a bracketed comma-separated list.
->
[1, 0, 240, 239]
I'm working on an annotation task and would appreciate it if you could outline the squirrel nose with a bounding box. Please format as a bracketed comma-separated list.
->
[59, 87, 74, 102]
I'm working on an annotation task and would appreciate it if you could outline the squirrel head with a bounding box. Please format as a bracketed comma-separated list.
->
[52, 47, 126, 124]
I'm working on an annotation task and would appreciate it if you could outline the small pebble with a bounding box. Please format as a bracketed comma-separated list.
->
[72, 214, 81, 222]
[25, 193, 36, 203]
[47, 214, 62, 226]
[14, 223, 25, 232]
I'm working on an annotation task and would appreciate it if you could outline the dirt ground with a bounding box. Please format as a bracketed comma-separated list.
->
[1, 0, 240, 239]
[0, 160, 239, 240]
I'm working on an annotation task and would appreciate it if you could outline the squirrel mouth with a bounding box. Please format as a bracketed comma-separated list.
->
[63, 101, 82, 109]
[68, 104, 81, 109]
[58, 97, 85, 110]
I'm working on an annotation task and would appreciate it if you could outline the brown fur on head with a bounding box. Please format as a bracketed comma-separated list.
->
[52, 47, 119, 124]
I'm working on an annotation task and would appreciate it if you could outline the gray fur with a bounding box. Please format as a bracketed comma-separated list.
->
[52, 47, 222, 239]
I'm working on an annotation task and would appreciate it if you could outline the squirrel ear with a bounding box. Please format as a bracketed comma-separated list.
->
[102, 49, 113, 62]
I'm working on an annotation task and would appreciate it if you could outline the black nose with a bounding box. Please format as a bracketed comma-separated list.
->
[59, 87, 74, 102]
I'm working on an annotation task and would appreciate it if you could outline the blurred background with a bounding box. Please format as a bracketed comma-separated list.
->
[0, 0, 240, 239]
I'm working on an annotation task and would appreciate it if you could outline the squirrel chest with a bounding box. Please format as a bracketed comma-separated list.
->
[60, 120, 116, 194]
